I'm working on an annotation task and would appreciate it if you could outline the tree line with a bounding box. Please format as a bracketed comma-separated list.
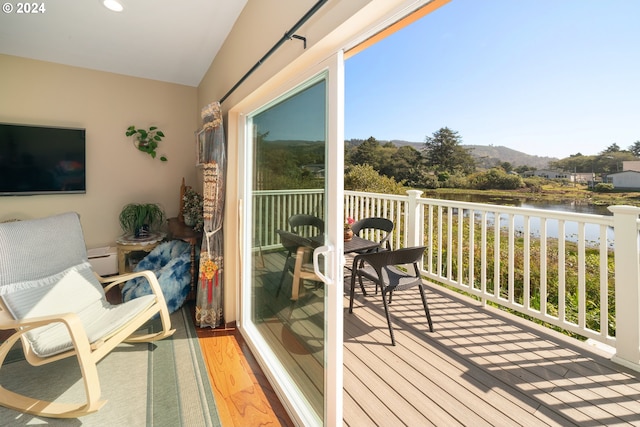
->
[253, 127, 639, 192]
[345, 127, 640, 192]
[550, 142, 640, 175]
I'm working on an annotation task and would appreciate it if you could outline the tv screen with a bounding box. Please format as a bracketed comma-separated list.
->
[0, 123, 86, 196]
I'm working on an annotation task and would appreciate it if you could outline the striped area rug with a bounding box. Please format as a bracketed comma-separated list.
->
[0, 306, 221, 426]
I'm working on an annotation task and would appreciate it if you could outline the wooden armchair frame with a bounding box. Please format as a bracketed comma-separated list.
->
[0, 213, 175, 418]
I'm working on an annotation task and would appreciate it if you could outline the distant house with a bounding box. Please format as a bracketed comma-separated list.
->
[524, 169, 570, 179]
[523, 169, 594, 183]
[606, 171, 640, 189]
[524, 169, 571, 179]
[574, 172, 596, 183]
[622, 161, 640, 172]
[302, 164, 325, 178]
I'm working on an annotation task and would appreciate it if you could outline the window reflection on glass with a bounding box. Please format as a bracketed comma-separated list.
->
[252, 80, 326, 191]
[248, 77, 327, 423]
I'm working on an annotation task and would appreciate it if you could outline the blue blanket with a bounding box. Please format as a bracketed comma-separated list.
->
[122, 240, 195, 313]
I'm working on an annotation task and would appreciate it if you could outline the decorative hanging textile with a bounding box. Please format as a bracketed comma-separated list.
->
[195, 101, 226, 328]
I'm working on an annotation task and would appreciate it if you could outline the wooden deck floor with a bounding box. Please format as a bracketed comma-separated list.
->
[344, 275, 640, 426]
[195, 248, 640, 426]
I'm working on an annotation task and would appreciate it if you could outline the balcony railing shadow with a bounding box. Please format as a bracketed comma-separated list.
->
[343, 269, 640, 426]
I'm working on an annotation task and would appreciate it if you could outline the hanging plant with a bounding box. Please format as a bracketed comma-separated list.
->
[125, 125, 168, 161]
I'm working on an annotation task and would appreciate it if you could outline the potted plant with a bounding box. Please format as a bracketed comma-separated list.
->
[125, 125, 168, 161]
[344, 217, 355, 241]
[119, 203, 165, 237]
[182, 188, 203, 231]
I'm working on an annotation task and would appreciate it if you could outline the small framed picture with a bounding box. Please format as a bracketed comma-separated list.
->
[196, 129, 206, 166]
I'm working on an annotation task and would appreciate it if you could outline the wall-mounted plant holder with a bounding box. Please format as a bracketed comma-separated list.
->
[126, 125, 168, 161]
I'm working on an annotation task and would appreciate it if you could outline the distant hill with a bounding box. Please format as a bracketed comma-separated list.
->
[389, 140, 557, 169]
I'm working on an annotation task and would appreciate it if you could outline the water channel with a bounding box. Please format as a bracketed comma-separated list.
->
[424, 192, 615, 247]
[426, 192, 613, 216]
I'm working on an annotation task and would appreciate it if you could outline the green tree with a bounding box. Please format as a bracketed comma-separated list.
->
[601, 143, 621, 154]
[550, 154, 596, 173]
[499, 162, 513, 173]
[344, 164, 405, 195]
[424, 127, 475, 175]
[350, 136, 382, 168]
[514, 165, 536, 174]
[381, 145, 424, 186]
[629, 141, 640, 157]
[469, 168, 524, 190]
[551, 151, 635, 175]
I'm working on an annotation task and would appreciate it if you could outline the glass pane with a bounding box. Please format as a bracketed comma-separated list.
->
[249, 77, 326, 422]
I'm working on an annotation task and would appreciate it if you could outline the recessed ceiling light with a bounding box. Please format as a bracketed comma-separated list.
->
[102, 0, 123, 12]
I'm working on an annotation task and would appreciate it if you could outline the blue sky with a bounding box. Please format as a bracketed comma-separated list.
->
[345, 0, 640, 159]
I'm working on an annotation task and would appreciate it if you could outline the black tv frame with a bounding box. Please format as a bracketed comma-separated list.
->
[0, 122, 87, 196]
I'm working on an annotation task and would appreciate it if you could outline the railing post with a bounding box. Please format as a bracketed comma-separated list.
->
[406, 190, 423, 248]
[609, 205, 640, 371]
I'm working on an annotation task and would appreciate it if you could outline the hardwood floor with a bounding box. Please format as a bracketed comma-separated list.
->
[195, 322, 295, 427]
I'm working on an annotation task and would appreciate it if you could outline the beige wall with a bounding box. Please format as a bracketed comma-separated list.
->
[0, 54, 199, 248]
[197, 0, 372, 110]
[0, 1, 443, 329]
[196, 0, 421, 324]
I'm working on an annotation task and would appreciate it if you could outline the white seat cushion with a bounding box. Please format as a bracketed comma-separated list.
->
[2, 263, 156, 357]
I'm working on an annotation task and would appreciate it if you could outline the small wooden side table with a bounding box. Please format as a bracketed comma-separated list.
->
[116, 233, 165, 274]
[167, 218, 202, 300]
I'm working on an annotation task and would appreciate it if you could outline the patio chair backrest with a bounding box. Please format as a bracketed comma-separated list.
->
[288, 214, 324, 238]
[351, 217, 394, 250]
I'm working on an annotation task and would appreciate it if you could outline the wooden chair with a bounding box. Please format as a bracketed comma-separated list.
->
[276, 230, 323, 300]
[274, 214, 324, 297]
[0, 212, 175, 418]
[348, 246, 433, 345]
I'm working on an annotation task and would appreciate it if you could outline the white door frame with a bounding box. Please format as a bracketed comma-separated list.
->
[235, 51, 344, 426]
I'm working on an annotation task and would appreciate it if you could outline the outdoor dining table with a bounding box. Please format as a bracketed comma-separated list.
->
[343, 235, 381, 276]
[343, 235, 381, 254]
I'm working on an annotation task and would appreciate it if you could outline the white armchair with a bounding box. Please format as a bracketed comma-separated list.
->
[0, 212, 175, 418]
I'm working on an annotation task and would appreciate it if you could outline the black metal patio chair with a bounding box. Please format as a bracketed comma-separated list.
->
[288, 214, 324, 238]
[348, 245, 433, 345]
[350, 217, 394, 252]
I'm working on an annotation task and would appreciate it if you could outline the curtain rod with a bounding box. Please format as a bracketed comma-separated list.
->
[219, 0, 328, 105]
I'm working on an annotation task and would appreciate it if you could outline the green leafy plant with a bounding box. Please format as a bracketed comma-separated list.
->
[125, 125, 167, 161]
[119, 203, 165, 237]
[182, 188, 203, 231]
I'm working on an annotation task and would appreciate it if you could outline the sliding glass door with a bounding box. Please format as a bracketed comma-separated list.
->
[239, 52, 344, 426]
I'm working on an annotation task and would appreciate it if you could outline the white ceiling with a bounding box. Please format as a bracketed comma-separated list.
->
[0, 0, 248, 87]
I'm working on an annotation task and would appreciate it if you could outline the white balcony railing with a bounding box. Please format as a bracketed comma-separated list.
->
[253, 189, 640, 371]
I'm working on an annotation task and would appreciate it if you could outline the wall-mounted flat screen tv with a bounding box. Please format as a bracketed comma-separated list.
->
[0, 123, 86, 196]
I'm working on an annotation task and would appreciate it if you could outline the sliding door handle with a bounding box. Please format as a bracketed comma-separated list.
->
[313, 245, 334, 285]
